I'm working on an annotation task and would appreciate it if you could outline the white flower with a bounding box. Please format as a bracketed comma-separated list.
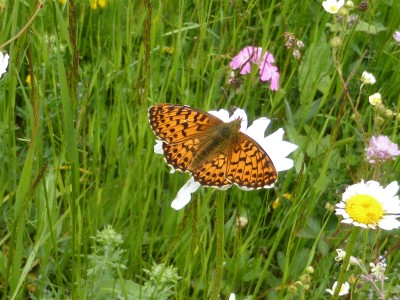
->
[394, 31, 400, 43]
[335, 180, 400, 230]
[236, 215, 249, 229]
[368, 93, 382, 106]
[360, 71, 376, 85]
[322, 0, 345, 14]
[345, 0, 354, 8]
[366, 135, 400, 164]
[335, 249, 361, 266]
[229, 293, 235, 300]
[0, 51, 10, 78]
[162, 108, 298, 210]
[370, 261, 387, 281]
[326, 281, 350, 296]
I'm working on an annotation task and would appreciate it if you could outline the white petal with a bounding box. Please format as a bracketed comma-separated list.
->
[154, 140, 163, 154]
[336, 202, 345, 209]
[384, 181, 399, 198]
[171, 178, 201, 210]
[245, 118, 271, 140]
[365, 180, 380, 189]
[325, 289, 334, 295]
[229, 293, 236, 300]
[208, 109, 230, 122]
[273, 157, 295, 172]
[379, 217, 400, 230]
[341, 218, 353, 224]
[231, 108, 248, 122]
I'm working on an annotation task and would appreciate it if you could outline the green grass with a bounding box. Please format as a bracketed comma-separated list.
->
[1, 0, 400, 299]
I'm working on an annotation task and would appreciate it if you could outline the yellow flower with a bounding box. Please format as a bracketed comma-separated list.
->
[90, 0, 107, 9]
[283, 192, 293, 200]
[26, 74, 32, 86]
[58, 0, 66, 4]
[98, 0, 107, 8]
[162, 46, 175, 54]
[272, 198, 280, 210]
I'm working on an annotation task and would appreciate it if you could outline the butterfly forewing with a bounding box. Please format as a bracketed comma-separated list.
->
[148, 104, 221, 143]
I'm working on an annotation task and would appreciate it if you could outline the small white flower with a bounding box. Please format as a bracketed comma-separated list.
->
[236, 216, 249, 229]
[306, 266, 315, 274]
[322, 0, 345, 14]
[335, 180, 400, 230]
[159, 108, 298, 210]
[335, 249, 361, 266]
[229, 293, 236, 300]
[326, 281, 350, 296]
[0, 51, 10, 78]
[296, 40, 305, 48]
[360, 71, 376, 85]
[345, 0, 354, 8]
[368, 93, 382, 106]
[370, 262, 387, 281]
[394, 31, 400, 43]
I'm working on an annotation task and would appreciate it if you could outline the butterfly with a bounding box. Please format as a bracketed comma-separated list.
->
[148, 104, 277, 189]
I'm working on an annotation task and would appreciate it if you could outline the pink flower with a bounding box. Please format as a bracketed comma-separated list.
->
[259, 52, 280, 90]
[394, 31, 400, 43]
[229, 46, 262, 75]
[366, 135, 400, 164]
[229, 47, 280, 91]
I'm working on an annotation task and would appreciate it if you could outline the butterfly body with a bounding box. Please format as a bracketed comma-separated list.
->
[148, 104, 277, 189]
[187, 119, 241, 171]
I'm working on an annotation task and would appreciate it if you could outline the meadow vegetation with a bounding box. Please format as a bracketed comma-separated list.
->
[1, 0, 400, 299]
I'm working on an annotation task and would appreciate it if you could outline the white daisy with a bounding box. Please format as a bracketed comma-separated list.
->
[158, 108, 298, 210]
[322, 0, 345, 14]
[326, 281, 350, 296]
[335, 180, 400, 230]
[0, 51, 10, 78]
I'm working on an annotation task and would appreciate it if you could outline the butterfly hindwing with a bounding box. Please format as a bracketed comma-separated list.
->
[192, 154, 231, 188]
[227, 133, 277, 189]
[162, 138, 201, 171]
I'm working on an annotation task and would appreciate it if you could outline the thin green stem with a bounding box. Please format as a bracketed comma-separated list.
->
[211, 191, 225, 300]
[333, 227, 360, 299]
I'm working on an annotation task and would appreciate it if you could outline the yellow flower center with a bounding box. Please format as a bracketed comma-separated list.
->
[345, 194, 384, 225]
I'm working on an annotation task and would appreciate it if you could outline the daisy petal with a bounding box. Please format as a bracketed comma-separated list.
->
[171, 178, 201, 210]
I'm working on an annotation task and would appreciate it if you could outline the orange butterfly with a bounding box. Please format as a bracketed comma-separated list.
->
[148, 104, 277, 189]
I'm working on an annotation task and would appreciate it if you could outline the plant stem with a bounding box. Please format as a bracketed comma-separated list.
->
[211, 191, 225, 300]
[333, 227, 360, 299]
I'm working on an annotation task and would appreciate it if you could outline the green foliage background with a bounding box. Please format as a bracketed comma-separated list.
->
[1, 0, 399, 299]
